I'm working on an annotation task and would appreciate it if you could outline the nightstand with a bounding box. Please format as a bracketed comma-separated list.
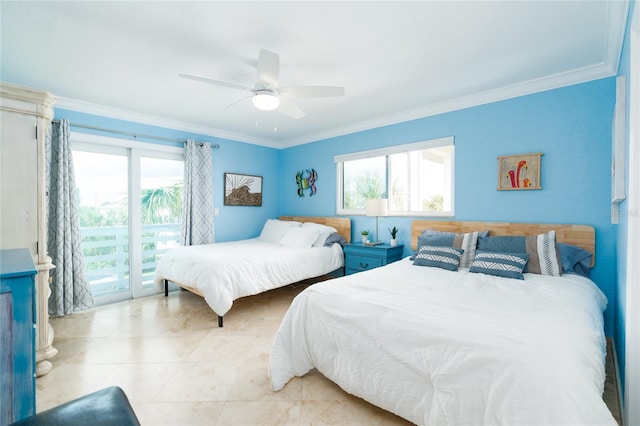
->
[343, 242, 404, 275]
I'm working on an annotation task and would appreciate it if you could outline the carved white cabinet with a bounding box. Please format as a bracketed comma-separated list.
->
[1, 82, 58, 376]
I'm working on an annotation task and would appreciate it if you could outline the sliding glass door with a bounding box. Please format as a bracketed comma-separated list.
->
[72, 136, 183, 304]
[138, 156, 183, 293]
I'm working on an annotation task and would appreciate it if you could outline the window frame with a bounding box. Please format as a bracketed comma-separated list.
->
[335, 136, 455, 217]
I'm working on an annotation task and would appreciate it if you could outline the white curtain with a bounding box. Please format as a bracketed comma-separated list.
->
[46, 118, 94, 316]
[181, 139, 215, 245]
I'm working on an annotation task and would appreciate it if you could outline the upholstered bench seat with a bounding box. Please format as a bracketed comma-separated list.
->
[11, 386, 140, 426]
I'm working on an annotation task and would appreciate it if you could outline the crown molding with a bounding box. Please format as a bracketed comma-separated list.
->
[280, 1, 630, 148]
[56, 0, 628, 151]
[280, 61, 617, 148]
[58, 55, 618, 151]
[56, 97, 281, 148]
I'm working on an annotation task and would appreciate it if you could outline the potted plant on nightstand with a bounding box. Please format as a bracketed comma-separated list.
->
[361, 230, 369, 244]
[388, 226, 399, 247]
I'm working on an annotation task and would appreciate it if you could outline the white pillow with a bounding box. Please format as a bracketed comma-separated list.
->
[279, 227, 323, 248]
[258, 219, 301, 243]
[302, 222, 338, 247]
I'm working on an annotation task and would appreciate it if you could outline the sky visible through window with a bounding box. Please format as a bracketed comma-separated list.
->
[72, 151, 182, 208]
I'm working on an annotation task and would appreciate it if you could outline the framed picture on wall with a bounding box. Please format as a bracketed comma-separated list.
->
[224, 173, 263, 206]
[497, 152, 542, 190]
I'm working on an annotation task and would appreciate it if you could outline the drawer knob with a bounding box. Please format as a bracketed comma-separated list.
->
[359, 262, 369, 268]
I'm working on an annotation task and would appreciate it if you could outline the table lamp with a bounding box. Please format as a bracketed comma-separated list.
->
[366, 199, 388, 245]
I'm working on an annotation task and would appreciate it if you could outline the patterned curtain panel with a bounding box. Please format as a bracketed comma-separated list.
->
[46, 118, 94, 317]
[181, 139, 215, 245]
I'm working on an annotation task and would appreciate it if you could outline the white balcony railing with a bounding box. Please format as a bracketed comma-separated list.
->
[80, 223, 181, 297]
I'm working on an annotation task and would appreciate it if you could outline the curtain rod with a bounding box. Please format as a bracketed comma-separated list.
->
[51, 120, 220, 148]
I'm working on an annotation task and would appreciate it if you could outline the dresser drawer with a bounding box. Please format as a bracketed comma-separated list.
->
[345, 254, 384, 273]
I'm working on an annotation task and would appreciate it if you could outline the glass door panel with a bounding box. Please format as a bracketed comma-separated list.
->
[139, 157, 183, 290]
[73, 150, 130, 302]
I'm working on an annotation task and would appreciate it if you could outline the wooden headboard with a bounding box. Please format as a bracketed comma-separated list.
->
[279, 216, 351, 243]
[411, 220, 595, 267]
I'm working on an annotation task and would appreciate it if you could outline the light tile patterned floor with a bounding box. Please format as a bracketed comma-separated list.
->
[37, 282, 410, 425]
[37, 280, 621, 425]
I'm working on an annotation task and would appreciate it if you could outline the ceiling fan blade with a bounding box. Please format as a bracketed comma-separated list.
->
[278, 98, 305, 119]
[256, 49, 280, 90]
[221, 95, 252, 112]
[178, 73, 254, 93]
[279, 85, 345, 98]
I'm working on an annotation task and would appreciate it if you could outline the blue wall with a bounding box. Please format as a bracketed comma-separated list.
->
[57, 78, 619, 337]
[281, 79, 618, 335]
[55, 108, 280, 242]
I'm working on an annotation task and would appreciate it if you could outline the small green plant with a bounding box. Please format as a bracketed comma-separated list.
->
[388, 226, 399, 239]
[361, 230, 369, 236]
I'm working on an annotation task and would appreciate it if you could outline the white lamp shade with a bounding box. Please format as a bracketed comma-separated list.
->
[366, 199, 388, 217]
[252, 91, 280, 111]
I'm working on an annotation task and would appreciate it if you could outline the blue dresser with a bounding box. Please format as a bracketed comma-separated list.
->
[0, 248, 37, 424]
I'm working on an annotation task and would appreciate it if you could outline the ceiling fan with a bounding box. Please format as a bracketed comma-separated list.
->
[179, 49, 345, 119]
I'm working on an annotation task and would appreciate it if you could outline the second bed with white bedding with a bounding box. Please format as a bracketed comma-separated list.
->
[269, 257, 615, 425]
[153, 217, 351, 325]
[154, 238, 344, 318]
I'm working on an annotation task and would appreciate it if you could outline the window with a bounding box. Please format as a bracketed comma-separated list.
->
[335, 137, 454, 216]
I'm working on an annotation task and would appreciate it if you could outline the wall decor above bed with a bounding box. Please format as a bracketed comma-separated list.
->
[497, 152, 542, 190]
[224, 172, 262, 206]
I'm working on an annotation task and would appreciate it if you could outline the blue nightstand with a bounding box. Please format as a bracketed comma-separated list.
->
[343, 242, 404, 275]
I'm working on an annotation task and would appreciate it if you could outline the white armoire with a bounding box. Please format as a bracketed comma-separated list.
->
[0, 82, 58, 376]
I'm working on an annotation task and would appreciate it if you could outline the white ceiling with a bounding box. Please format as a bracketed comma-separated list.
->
[0, 1, 629, 148]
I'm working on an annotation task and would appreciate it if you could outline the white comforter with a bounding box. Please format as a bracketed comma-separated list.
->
[269, 257, 615, 425]
[153, 239, 343, 317]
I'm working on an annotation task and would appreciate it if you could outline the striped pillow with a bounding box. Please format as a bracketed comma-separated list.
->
[477, 231, 561, 276]
[470, 251, 529, 280]
[413, 245, 464, 271]
[414, 230, 489, 268]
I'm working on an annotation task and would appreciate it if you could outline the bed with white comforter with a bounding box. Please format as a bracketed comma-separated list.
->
[153, 217, 349, 324]
[153, 238, 344, 318]
[269, 257, 615, 425]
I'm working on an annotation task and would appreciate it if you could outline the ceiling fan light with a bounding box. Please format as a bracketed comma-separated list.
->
[252, 91, 280, 111]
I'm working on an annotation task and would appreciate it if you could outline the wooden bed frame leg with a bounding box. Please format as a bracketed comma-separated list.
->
[218, 316, 223, 327]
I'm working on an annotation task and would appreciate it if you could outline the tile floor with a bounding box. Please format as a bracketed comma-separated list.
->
[38, 279, 621, 425]
[37, 280, 410, 425]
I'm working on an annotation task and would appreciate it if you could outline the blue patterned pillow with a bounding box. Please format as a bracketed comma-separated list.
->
[477, 231, 561, 276]
[413, 245, 464, 271]
[469, 251, 529, 280]
[411, 229, 489, 268]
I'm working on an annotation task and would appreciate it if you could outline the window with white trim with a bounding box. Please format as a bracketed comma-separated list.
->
[335, 137, 454, 216]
